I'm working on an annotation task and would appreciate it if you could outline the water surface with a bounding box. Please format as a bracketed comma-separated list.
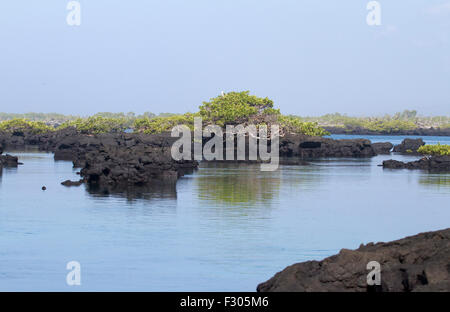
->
[1, 135, 449, 291]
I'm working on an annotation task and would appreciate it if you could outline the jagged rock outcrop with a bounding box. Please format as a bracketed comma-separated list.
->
[382, 156, 450, 171]
[372, 142, 393, 154]
[0, 127, 79, 152]
[279, 134, 376, 158]
[75, 134, 198, 186]
[2, 129, 382, 162]
[393, 138, 425, 154]
[257, 228, 450, 292]
[1, 129, 199, 185]
[0, 147, 20, 168]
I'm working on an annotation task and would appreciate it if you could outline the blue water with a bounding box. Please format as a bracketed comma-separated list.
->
[1, 135, 450, 291]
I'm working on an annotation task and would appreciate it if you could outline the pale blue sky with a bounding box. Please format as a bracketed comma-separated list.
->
[0, 1, 449, 116]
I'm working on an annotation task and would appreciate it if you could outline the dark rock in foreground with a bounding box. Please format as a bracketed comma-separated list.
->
[393, 138, 425, 154]
[371, 142, 393, 154]
[257, 228, 450, 292]
[382, 156, 450, 171]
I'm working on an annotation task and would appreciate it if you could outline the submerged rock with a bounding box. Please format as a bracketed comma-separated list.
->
[61, 179, 84, 187]
[257, 228, 450, 292]
[393, 138, 425, 154]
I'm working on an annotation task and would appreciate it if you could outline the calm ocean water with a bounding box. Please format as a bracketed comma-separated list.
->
[1, 135, 450, 291]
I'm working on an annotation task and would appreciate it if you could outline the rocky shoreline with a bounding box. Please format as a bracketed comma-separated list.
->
[0, 129, 199, 187]
[380, 138, 450, 171]
[257, 228, 450, 292]
[1, 129, 449, 184]
[279, 134, 378, 158]
[392, 138, 425, 154]
[383, 156, 450, 171]
[1, 129, 449, 292]
[0, 129, 394, 187]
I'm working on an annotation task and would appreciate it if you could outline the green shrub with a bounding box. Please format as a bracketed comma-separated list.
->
[58, 116, 128, 134]
[199, 91, 276, 126]
[418, 144, 450, 156]
[133, 113, 198, 134]
[365, 120, 417, 133]
[278, 116, 330, 136]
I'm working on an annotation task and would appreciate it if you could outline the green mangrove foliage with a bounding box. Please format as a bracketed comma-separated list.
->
[199, 91, 279, 126]
[418, 144, 450, 156]
[58, 116, 130, 134]
[278, 115, 329, 136]
[0, 119, 54, 134]
[2, 109, 449, 135]
[134, 113, 198, 134]
[132, 91, 328, 136]
[355, 119, 417, 133]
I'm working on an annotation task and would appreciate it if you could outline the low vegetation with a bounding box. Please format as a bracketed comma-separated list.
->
[58, 116, 131, 134]
[278, 115, 329, 136]
[299, 111, 450, 132]
[4, 95, 448, 137]
[134, 113, 198, 134]
[134, 91, 329, 136]
[418, 144, 450, 156]
[0, 119, 54, 134]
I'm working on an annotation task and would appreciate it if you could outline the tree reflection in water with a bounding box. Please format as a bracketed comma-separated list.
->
[86, 181, 177, 202]
[195, 162, 324, 209]
[419, 174, 450, 189]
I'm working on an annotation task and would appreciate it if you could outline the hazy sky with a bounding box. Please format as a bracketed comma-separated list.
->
[0, 1, 449, 116]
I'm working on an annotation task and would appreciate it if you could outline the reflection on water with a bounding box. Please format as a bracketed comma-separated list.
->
[86, 182, 177, 202]
[419, 175, 450, 189]
[196, 163, 282, 206]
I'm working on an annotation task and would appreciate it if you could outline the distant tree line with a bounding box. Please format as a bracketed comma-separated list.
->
[1, 103, 449, 136]
[297, 110, 450, 132]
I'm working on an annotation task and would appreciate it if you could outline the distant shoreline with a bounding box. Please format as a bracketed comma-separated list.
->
[324, 126, 450, 137]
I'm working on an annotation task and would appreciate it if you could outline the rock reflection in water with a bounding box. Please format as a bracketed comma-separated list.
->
[86, 181, 177, 202]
